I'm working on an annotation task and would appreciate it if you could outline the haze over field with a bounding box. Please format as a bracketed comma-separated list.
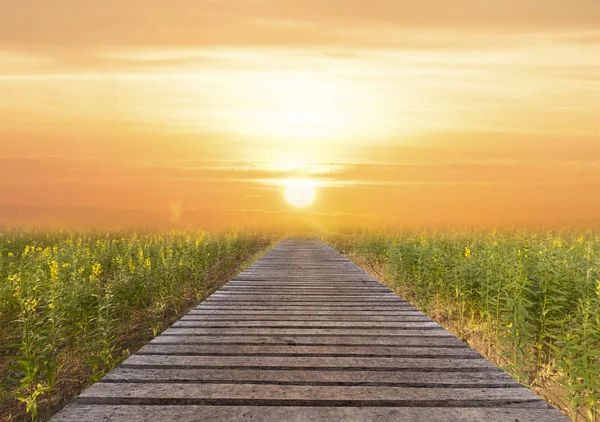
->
[1, 1, 600, 228]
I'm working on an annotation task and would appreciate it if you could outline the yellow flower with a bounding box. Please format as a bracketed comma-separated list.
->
[464, 247, 471, 258]
[145, 257, 151, 268]
[49, 261, 59, 280]
[48, 302, 55, 310]
[7, 252, 14, 258]
[91, 263, 102, 277]
[577, 235, 584, 245]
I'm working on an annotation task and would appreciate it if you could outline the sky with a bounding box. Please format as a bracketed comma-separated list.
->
[1, 0, 599, 229]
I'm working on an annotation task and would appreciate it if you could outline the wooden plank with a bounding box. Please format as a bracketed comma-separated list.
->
[209, 293, 400, 298]
[121, 355, 497, 371]
[218, 286, 389, 290]
[171, 321, 441, 329]
[160, 328, 451, 336]
[218, 290, 392, 294]
[206, 297, 403, 302]
[136, 344, 482, 358]
[203, 298, 406, 303]
[230, 278, 376, 282]
[181, 314, 432, 321]
[102, 367, 516, 387]
[77, 383, 548, 408]
[221, 283, 385, 286]
[218, 291, 396, 295]
[187, 308, 425, 317]
[220, 285, 386, 288]
[195, 305, 419, 311]
[149, 335, 468, 347]
[50, 405, 571, 422]
[228, 278, 377, 282]
[216, 291, 394, 296]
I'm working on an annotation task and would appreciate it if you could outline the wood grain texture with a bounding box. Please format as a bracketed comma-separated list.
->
[102, 367, 516, 387]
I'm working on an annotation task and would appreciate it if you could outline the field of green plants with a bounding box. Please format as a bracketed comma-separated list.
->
[0, 229, 276, 421]
[322, 229, 600, 421]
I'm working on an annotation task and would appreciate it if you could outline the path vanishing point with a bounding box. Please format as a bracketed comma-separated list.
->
[52, 239, 568, 421]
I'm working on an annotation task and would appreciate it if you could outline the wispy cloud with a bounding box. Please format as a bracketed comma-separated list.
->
[2, 1, 600, 49]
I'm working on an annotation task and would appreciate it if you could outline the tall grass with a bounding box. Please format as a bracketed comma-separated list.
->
[0, 229, 276, 421]
[322, 228, 600, 421]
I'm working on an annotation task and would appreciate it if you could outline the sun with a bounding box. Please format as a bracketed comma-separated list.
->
[284, 179, 317, 208]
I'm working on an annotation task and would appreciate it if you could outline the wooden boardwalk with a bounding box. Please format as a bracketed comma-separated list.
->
[52, 239, 568, 421]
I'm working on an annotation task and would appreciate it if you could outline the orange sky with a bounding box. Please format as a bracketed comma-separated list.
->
[1, 1, 600, 228]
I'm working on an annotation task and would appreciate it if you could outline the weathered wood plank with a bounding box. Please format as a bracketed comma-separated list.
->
[228, 278, 377, 282]
[50, 405, 571, 422]
[208, 293, 401, 299]
[187, 308, 425, 317]
[218, 286, 389, 290]
[215, 291, 393, 295]
[181, 314, 432, 321]
[223, 286, 385, 290]
[102, 367, 516, 387]
[77, 383, 548, 408]
[149, 335, 468, 347]
[195, 305, 419, 311]
[171, 321, 441, 329]
[121, 355, 498, 371]
[202, 298, 407, 304]
[161, 328, 451, 336]
[136, 344, 482, 358]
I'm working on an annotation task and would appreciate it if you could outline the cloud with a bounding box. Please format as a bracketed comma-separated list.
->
[2, 1, 600, 50]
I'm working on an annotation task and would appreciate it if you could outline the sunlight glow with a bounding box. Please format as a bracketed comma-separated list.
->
[239, 73, 360, 142]
[284, 179, 317, 208]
